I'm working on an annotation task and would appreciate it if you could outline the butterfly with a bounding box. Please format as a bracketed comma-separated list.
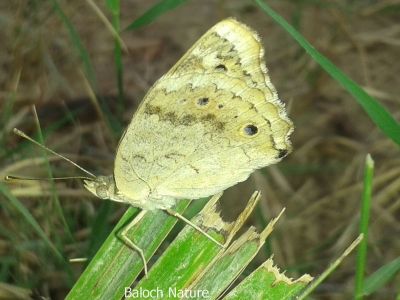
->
[8, 18, 293, 276]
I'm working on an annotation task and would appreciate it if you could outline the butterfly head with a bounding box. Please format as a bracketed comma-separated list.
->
[83, 175, 125, 203]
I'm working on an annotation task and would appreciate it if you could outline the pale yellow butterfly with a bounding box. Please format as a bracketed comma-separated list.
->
[8, 18, 293, 276]
[84, 18, 292, 207]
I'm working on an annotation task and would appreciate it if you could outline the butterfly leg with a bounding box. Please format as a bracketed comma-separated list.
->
[119, 209, 149, 277]
[165, 208, 225, 248]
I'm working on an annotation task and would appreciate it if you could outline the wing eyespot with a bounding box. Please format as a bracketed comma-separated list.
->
[243, 124, 258, 136]
[197, 97, 210, 106]
[215, 64, 227, 71]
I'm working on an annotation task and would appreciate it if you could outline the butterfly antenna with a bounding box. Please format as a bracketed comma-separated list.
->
[12, 128, 96, 179]
[5, 175, 94, 182]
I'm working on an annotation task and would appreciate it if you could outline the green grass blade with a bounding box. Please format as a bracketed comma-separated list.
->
[0, 183, 64, 262]
[50, 0, 119, 135]
[134, 198, 227, 296]
[50, 0, 97, 89]
[355, 154, 374, 299]
[0, 69, 20, 155]
[105, 0, 119, 13]
[189, 229, 260, 299]
[299, 235, 363, 299]
[362, 257, 400, 296]
[86, 201, 116, 259]
[188, 215, 280, 300]
[0, 96, 15, 155]
[132, 192, 269, 299]
[32, 108, 74, 243]
[125, 0, 190, 30]
[254, 0, 400, 146]
[106, 0, 124, 117]
[66, 200, 191, 300]
[224, 258, 312, 300]
[255, 202, 273, 257]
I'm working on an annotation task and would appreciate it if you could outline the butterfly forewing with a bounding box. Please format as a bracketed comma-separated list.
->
[113, 18, 293, 206]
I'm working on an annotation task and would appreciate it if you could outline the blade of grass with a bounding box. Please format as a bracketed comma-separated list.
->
[255, 201, 273, 258]
[125, 0, 190, 30]
[133, 192, 266, 299]
[50, 0, 97, 89]
[193, 228, 261, 299]
[0, 68, 21, 154]
[31, 106, 74, 243]
[86, 201, 116, 259]
[0, 183, 65, 263]
[87, 0, 127, 52]
[134, 220, 224, 295]
[362, 257, 400, 296]
[134, 193, 228, 296]
[299, 234, 363, 299]
[79, 70, 119, 143]
[0, 97, 15, 154]
[0, 282, 31, 299]
[66, 200, 191, 300]
[50, 0, 120, 135]
[224, 258, 313, 300]
[355, 154, 374, 299]
[4, 107, 85, 160]
[105, 0, 124, 117]
[188, 209, 284, 299]
[255, 0, 400, 146]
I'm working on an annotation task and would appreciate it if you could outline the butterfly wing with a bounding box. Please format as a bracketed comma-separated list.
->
[114, 18, 293, 206]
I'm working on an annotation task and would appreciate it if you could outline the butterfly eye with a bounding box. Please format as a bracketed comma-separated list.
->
[243, 124, 258, 136]
[96, 185, 108, 199]
[218, 104, 224, 109]
[197, 97, 209, 106]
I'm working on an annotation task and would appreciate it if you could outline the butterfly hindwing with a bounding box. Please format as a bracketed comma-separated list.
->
[113, 18, 293, 206]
